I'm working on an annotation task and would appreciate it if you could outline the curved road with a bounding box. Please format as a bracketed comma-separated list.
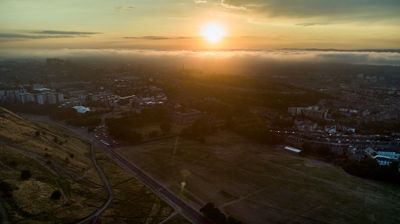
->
[76, 144, 113, 224]
[107, 148, 212, 224]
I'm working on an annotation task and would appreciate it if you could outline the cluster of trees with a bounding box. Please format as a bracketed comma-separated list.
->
[181, 118, 217, 142]
[200, 203, 242, 224]
[105, 106, 171, 144]
[65, 117, 101, 127]
[225, 115, 283, 145]
[1, 103, 58, 115]
[300, 143, 335, 159]
[341, 159, 400, 185]
[162, 71, 330, 113]
[180, 111, 283, 146]
[358, 121, 400, 135]
[300, 143, 400, 185]
[106, 119, 142, 144]
[1, 102, 103, 129]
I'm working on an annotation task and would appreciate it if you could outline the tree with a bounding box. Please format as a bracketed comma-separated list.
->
[181, 118, 216, 141]
[300, 142, 312, 156]
[50, 190, 62, 200]
[227, 216, 243, 224]
[8, 161, 17, 167]
[160, 122, 172, 135]
[20, 170, 31, 180]
[200, 203, 226, 224]
[0, 181, 13, 198]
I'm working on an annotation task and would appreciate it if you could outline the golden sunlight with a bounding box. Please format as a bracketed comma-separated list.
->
[201, 23, 226, 43]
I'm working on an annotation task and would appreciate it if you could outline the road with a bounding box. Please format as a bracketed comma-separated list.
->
[76, 144, 114, 224]
[21, 115, 210, 224]
[107, 148, 212, 224]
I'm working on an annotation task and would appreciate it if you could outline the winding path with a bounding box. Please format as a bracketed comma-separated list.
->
[76, 143, 113, 224]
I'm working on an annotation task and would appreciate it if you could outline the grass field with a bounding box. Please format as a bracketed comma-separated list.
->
[116, 131, 400, 224]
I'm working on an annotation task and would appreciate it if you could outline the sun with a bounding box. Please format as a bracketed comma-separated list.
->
[202, 23, 226, 43]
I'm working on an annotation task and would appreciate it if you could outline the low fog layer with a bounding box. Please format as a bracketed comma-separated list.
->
[1, 49, 399, 74]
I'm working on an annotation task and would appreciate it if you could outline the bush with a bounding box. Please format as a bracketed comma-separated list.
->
[50, 190, 62, 200]
[0, 181, 13, 198]
[20, 170, 31, 181]
[200, 202, 244, 224]
[200, 203, 226, 224]
[341, 160, 400, 185]
[8, 161, 17, 167]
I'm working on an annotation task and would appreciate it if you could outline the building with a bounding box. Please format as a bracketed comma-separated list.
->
[24, 93, 35, 103]
[36, 94, 45, 105]
[288, 107, 303, 116]
[365, 147, 399, 166]
[375, 156, 397, 166]
[47, 93, 58, 104]
[376, 150, 400, 160]
[284, 146, 301, 153]
[57, 93, 64, 103]
[288, 106, 328, 120]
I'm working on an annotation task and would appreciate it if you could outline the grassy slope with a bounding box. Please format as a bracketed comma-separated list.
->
[0, 107, 105, 223]
[0, 107, 188, 224]
[117, 131, 400, 224]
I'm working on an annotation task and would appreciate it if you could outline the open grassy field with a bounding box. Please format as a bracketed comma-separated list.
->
[0, 107, 188, 224]
[116, 131, 400, 224]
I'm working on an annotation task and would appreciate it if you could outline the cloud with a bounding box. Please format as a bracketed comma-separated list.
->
[0, 33, 73, 39]
[0, 30, 101, 41]
[33, 30, 101, 35]
[122, 36, 198, 40]
[114, 6, 135, 11]
[220, 0, 400, 23]
[194, 0, 207, 3]
[295, 22, 329, 27]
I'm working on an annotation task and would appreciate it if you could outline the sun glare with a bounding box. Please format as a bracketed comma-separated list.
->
[202, 23, 226, 43]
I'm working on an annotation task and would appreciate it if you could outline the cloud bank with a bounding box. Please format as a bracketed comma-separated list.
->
[122, 36, 198, 40]
[1, 49, 399, 67]
[0, 30, 101, 41]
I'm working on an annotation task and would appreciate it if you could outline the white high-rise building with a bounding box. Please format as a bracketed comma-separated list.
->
[47, 93, 57, 104]
[36, 94, 45, 105]
[25, 93, 35, 103]
[57, 93, 64, 103]
[17, 94, 26, 104]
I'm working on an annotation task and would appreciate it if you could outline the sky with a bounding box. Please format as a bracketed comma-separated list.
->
[1, 0, 400, 50]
